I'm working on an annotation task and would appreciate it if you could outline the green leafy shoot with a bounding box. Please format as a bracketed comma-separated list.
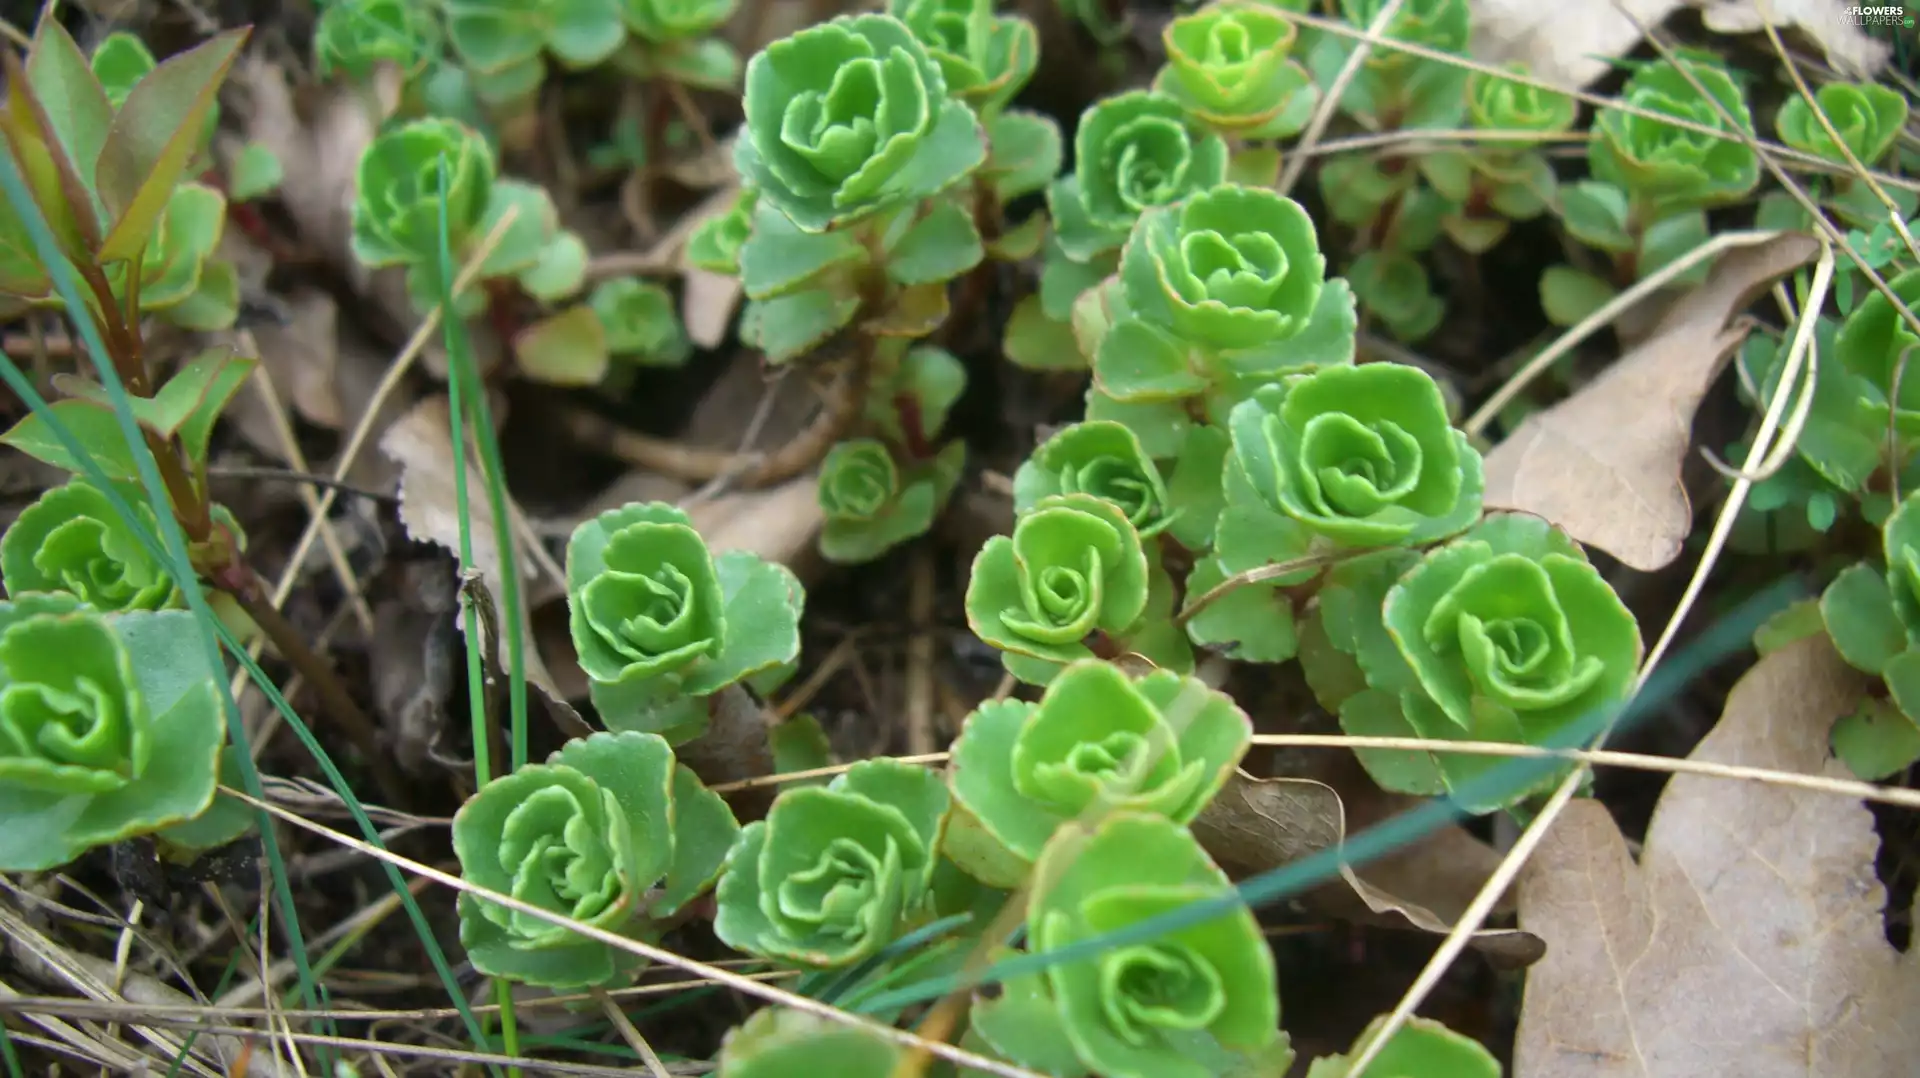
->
[714, 758, 950, 967]
[946, 660, 1250, 884]
[566, 501, 804, 741]
[452, 731, 739, 988]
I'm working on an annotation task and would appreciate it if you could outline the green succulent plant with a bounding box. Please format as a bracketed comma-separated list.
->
[1817, 490, 1920, 780]
[1467, 63, 1577, 137]
[1088, 183, 1358, 435]
[714, 758, 949, 967]
[946, 661, 1250, 885]
[1153, 1, 1316, 139]
[1012, 421, 1181, 540]
[888, 0, 1039, 116]
[717, 1008, 903, 1078]
[109, 182, 237, 331]
[971, 813, 1283, 1078]
[453, 731, 739, 988]
[314, 0, 441, 81]
[687, 189, 759, 275]
[1305, 1015, 1500, 1077]
[565, 502, 804, 741]
[350, 118, 496, 270]
[1, 480, 180, 612]
[616, 0, 743, 89]
[964, 493, 1149, 667]
[589, 277, 693, 366]
[1215, 362, 1484, 576]
[817, 438, 967, 565]
[1048, 92, 1228, 264]
[734, 14, 986, 232]
[1777, 81, 1909, 168]
[1590, 51, 1760, 215]
[1312, 513, 1643, 809]
[0, 595, 227, 871]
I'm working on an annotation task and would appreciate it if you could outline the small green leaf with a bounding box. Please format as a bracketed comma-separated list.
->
[1557, 180, 1635, 252]
[1820, 562, 1907, 675]
[1183, 555, 1297, 664]
[1540, 264, 1617, 327]
[738, 201, 867, 299]
[1306, 1014, 1499, 1078]
[515, 305, 611, 386]
[886, 200, 985, 286]
[94, 29, 249, 263]
[983, 110, 1063, 203]
[1831, 691, 1920, 782]
[0, 399, 145, 481]
[1003, 295, 1086, 372]
[716, 1008, 901, 1078]
[228, 143, 284, 201]
[769, 714, 834, 789]
[741, 290, 862, 363]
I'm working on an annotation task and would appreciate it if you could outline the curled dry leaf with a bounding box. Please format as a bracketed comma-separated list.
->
[379, 397, 584, 732]
[1515, 633, 1919, 1078]
[1192, 769, 1545, 967]
[1469, 0, 1890, 89]
[1481, 233, 1819, 572]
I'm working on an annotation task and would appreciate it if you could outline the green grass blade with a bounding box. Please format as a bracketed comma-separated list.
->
[432, 154, 530, 774]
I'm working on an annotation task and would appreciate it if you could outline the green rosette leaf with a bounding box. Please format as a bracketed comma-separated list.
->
[1013, 813, 1281, 1078]
[1, 480, 180, 612]
[1121, 182, 1329, 353]
[964, 493, 1151, 666]
[453, 731, 740, 988]
[1380, 512, 1644, 810]
[888, 0, 1039, 115]
[589, 277, 692, 366]
[948, 660, 1250, 876]
[714, 758, 949, 967]
[1590, 51, 1759, 213]
[565, 503, 805, 733]
[1013, 420, 1180, 539]
[817, 438, 965, 564]
[1052, 92, 1228, 262]
[1154, 1, 1316, 139]
[734, 14, 987, 232]
[1776, 81, 1909, 168]
[1466, 62, 1576, 138]
[350, 118, 495, 268]
[1222, 362, 1485, 550]
[0, 599, 226, 871]
[622, 0, 738, 45]
[314, 0, 441, 80]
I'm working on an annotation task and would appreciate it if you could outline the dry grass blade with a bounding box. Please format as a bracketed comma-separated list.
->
[1275, 0, 1408, 195]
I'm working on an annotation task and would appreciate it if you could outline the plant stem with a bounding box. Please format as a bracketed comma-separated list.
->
[218, 566, 410, 809]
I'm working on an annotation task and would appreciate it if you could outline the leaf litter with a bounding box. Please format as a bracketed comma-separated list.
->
[1515, 633, 1920, 1078]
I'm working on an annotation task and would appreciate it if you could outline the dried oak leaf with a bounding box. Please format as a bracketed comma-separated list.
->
[1482, 233, 1818, 571]
[1515, 633, 1920, 1078]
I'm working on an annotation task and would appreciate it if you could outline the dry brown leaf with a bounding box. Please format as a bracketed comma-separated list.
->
[683, 266, 744, 350]
[246, 288, 346, 429]
[380, 397, 584, 731]
[686, 476, 826, 571]
[1193, 770, 1544, 965]
[1481, 233, 1818, 572]
[1468, 0, 1888, 89]
[1515, 633, 1920, 1077]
